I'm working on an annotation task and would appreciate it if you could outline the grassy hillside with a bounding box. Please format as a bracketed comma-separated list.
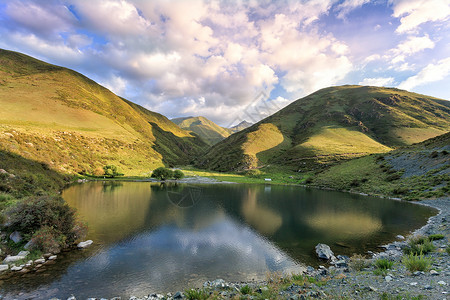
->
[0, 49, 208, 176]
[199, 85, 450, 171]
[312, 132, 449, 200]
[172, 116, 233, 146]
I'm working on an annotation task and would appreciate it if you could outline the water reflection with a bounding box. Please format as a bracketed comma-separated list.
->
[0, 182, 435, 299]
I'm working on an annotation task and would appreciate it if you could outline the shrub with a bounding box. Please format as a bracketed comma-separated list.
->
[404, 236, 435, 255]
[240, 285, 251, 295]
[428, 234, 444, 241]
[184, 289, 208, 300]
[374, 258, 394, 270]
[349, 254, 369, 271]
[30, 226, 60, 253]
[402, 253, 432, 272]
[151, 167, 174, 181]
[102, 165, 123, 178]
[173, 170, 185, 180]
[6, 196, 85, 250]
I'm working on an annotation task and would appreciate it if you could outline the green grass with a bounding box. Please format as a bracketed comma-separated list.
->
[402, 253, 432, 272]
[184, 289, 209, 300]
[374, 258, 394, 270]
[404, 236, 436, 255]
[428, 234, 444, 241]
[240, 285, 251, 295]
[172, 116, 233, 146]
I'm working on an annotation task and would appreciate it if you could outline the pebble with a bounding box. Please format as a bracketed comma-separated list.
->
[410, 282, 418, 286]
[385, 276, 393, 282]
[424, 285, 432, 290]
[438, 281, 447, 286]
[49, 255, 57, 260]
[430, 270, 439, 276]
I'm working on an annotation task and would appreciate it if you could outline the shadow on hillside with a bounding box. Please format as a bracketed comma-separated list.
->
[149, 122, 209, 166]
[0, 148, 71, 198]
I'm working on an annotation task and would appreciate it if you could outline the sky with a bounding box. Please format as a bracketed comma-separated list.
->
[0, 0, 449, 126]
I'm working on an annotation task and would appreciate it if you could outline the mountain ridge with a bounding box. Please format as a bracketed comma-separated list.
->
[0, 49, 208, 175]
[199, 85, 450, 171]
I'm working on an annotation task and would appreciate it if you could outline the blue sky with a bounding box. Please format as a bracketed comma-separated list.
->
[0, 0, 449, 126]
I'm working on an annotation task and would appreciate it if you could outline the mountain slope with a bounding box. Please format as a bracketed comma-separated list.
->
[0, 49, 207, 175]
[200, 85, 450, 171]
[172, 116, 233, 146]
[312, 132, 450, 200]
[230, 120, 253, 132]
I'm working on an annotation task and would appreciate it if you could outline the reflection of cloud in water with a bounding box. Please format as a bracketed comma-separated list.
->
[305, 212, 382, 237]
[47, 217, 303, 298]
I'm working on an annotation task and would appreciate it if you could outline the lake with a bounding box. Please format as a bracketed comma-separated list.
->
[0, 181, 435, 299]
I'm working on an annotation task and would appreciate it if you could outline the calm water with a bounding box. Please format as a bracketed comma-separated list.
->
[1, 182, 435, 299]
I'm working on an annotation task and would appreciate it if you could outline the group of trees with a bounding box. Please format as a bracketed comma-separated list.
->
[151, 167, 185, 181]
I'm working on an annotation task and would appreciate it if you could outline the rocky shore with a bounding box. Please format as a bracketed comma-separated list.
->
[39, 197, 449, 300]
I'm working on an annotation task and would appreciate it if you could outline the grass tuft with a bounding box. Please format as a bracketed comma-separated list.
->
[402, 253, 432, 272]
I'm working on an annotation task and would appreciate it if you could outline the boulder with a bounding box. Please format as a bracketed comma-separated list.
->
[24, 240, 36, 250]
[77, 240, 93, 249]
[48, 255, 57, 260]
[0, 264, 9, 272]
[315, 243, 335, 260]
[11, 265, 23, 271]
[3, 255, 26, 263]
[34, 258, 46, 264]
[9, 231, 22, 243]
[17, 251, 30, 257]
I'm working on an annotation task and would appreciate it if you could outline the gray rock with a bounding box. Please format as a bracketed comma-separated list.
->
[430, 270, 439, 276]
[424, 285, 432, 290]
[3, 255, 26, 263]
[0, 264, 8, 272]
[369, 286, 378, 292]
[438, 281, 447, 286]
[9, 231, 22, 243]
[77, 240, 93, 248]
[34, 258, 46, 264]
[211, 278, 227, 288]
[413, 271, 421, 276]
[48, 255, 57, 260]
[23, 240, 36, 250]
[410, 282, 418, 286]
[148, 294, 164, 300]
[173, 291, 183, 299]
[315, 243, 335, 260]
[396, 235, 405, 240]
[67, 296, 76, 300]
[17, 251, 29, 257]
[385, 276, 393, 282]
[10, 265, 22, 271]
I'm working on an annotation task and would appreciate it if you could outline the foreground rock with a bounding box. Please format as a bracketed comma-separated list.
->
[77, 240, 93, 248]
[315, 243, 336, 261]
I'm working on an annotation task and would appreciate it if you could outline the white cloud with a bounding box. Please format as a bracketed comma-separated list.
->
[101, 74, 128, 95]
[398, 57, 450, 90]
[359, 77, 395, 87]
[5, 0, 75, 37]
[335, 0, 371, 19]
[391, 0, 450, 33]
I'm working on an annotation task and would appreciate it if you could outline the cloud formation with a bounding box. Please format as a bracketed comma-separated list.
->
[0, 0, 449, 125]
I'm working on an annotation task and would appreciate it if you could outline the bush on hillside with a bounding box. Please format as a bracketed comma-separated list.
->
[102, 165, 123, 178]
[6, 196, 86, 252]
[173, 170, 185, 180]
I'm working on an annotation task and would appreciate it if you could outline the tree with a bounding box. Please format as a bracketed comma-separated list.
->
[103, 165, 122, 178]
[151, 167, 174, 181]
[173, 170, 185, 180]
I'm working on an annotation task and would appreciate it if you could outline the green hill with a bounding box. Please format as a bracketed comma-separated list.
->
[199, 85, 450, 171]
[171, 116, 234, 146]
[0, 49, 208, 176]
[311, 132, 450, 200]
